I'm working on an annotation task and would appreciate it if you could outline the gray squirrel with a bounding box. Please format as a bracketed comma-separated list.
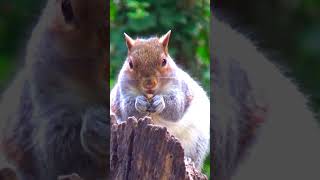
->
[212, 14, 320, 180]
[0, 0, 108, 179]
[110, 31, 210, 169]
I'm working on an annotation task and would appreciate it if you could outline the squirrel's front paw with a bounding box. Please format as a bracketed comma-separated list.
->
[135, 95, 150, 113]
[148, 95, 165, 113]
[81, 107, 108, 161]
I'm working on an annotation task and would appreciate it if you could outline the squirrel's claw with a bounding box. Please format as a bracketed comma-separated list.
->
[147, 95, 165, 113]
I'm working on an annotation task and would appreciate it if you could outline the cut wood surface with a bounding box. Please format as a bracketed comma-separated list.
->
[111, 116, 208, 180]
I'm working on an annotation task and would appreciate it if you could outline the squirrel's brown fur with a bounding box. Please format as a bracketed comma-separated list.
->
[111, 31, 210, 169]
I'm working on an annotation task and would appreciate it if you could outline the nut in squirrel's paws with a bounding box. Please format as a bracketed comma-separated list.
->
[135, 95, 165, 114]
[147, 95, 165, 113]
[135, 95, 149, 113]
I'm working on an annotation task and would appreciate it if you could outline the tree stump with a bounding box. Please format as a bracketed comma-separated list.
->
[111, 116, 208, 180]
[0, 116, 208, 180]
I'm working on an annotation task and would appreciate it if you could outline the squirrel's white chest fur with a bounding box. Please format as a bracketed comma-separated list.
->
[150, 87, 210, 156]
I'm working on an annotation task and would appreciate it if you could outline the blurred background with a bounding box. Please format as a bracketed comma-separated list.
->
[214, 0, 320, 120]
[110, 0, 210, 177]
[1, 0, 319, 178]
[0, 0, 44, 91]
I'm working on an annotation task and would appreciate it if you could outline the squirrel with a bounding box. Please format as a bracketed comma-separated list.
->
[110, 31, 210, 169]
[0, 0, 108, 179]
[212, 14, 320, 180]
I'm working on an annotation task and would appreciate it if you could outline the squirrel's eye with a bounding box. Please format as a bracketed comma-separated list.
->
[162, 59, 167, 67]
[129, 61, 134, 69]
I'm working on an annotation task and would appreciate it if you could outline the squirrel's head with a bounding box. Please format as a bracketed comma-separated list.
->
[121, 31, 176, 96]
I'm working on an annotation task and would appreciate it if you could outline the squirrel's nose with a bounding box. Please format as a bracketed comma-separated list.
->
[143, 78, 157, 90]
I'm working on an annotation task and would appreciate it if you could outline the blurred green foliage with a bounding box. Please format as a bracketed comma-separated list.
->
[0, 0, 43, 90]
[110, 0, 210, 93]
[110, 0, 210, 177]
[217, 0, 320, 119]
[0, 55, 14, 88]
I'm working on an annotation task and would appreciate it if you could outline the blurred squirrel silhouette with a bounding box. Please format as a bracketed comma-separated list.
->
[0, 0, 108, 179]
[212, 14, 320, 180]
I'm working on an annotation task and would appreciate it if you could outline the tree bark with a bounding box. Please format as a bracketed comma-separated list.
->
[111, 116, 208, 180]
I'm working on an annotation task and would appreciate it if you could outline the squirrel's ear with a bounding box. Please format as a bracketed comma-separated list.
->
[159, 30, 171, 52]
[124, 33, 135, 51]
